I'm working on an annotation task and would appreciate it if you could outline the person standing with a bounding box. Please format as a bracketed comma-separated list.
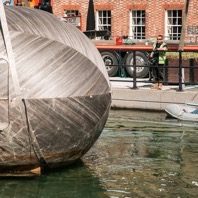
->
[150, 35, 168, 90]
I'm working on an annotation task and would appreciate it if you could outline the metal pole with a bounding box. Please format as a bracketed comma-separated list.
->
[132, 51, 137, 89]
[189, 58, 194, 83]
[164, 59, 168, 85]
[118, 49, 126, 78]
[178, 50, 183, 91]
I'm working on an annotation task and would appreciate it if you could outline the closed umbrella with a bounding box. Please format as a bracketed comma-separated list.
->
[86, 0, 95, 31]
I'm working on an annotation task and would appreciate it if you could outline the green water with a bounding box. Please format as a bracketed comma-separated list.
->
[0, 110, 198, 198]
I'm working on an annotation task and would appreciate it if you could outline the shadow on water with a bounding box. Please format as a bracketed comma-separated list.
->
[0, 110, 198, 198]
[0, 161, 108, 198]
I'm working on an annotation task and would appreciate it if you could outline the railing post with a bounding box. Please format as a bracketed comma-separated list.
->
[118, 49, 126, 78]
[132, 50, 137, 89]
[178, 50, 183, 91]
[164, 59, 168, 85]
[189, 58, 195, 83]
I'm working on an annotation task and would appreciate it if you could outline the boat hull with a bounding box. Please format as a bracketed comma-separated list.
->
[165, 103, 198, 121]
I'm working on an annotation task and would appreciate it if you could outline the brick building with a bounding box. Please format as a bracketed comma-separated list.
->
[51, 0, 198, 42]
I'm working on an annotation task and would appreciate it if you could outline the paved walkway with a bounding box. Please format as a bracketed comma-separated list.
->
[110, 77, 198, 111]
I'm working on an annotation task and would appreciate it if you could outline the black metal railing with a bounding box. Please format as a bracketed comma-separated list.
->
[106, 49, 198, 91]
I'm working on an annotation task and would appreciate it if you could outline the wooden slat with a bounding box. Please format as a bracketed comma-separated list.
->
[0, 6, 111, 173]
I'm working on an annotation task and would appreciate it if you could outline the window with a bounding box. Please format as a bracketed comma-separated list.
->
[64, 10, 80, 17]
[96, 10, 111, 32]
[166, 10, 182, 40]
[62, 10, 81, 29]
[130, 10, 145, 40]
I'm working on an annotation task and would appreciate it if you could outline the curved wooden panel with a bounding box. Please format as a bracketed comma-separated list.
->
[6, 6, 109, 82]
[0, 6, 111, 174]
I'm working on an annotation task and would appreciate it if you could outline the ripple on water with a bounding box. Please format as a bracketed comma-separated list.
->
[83, 110, 198, 198]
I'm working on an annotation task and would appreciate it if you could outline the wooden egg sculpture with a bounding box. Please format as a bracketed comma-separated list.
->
[0, 6, 111, 175]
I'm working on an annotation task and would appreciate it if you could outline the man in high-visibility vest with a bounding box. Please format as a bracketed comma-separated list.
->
[150, 35, 168, 90]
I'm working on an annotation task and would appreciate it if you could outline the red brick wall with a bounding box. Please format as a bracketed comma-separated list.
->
[52, 0, 198, 40]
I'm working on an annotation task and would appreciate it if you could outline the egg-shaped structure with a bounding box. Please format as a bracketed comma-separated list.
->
[0, 6, 111, 175]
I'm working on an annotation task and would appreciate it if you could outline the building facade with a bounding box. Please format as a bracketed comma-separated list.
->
[51, 0, 198, 42]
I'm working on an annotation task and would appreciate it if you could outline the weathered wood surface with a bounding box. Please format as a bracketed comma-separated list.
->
[0, 6, 111, 174]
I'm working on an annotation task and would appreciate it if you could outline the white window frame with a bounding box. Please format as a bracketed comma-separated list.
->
[96, 10, 111, 32]
[129, 10, 146, 40]
[63, 10, 80, 17]
[165, 10, 182, 41]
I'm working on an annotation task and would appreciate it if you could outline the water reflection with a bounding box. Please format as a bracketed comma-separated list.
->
[0, 110, 198, 198]
[83, 110, 198, 197]
[0, 162, 108, 198]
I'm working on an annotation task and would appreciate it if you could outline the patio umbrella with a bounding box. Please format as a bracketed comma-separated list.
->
[86, 0, 95, 31]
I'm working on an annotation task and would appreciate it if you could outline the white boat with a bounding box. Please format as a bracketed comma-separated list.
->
[165, 102, 198, 121]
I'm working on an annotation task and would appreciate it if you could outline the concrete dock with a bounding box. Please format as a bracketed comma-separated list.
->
[110, 77, 198, 111]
